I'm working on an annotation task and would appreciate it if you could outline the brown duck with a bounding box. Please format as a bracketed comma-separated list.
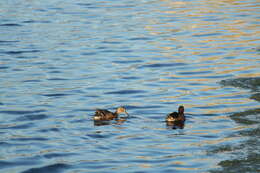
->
[93, 107, 129, 121]
[166, 105, 185, 122]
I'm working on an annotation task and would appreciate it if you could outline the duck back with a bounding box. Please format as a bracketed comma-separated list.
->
[94, 109, 117, 121]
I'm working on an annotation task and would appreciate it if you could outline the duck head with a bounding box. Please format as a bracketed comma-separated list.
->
[178, 105, 184, 115]
[116, 107, 129, 116]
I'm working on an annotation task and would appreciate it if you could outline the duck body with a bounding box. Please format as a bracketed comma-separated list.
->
[166, 105, 185, 122]
[93, 107, 129, 121]
[93, 109, 118, 121]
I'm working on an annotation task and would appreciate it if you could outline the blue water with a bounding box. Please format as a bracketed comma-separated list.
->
[0, 0, 259, 172]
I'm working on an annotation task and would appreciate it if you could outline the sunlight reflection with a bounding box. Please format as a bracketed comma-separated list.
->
[189, 136, 238, 146]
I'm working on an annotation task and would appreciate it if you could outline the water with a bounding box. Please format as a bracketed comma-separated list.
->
[0, 0, 259, 172]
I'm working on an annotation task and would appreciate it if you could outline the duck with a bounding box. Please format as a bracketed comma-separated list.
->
[93, 107, 129, 121]
[166, 105, 185, 122]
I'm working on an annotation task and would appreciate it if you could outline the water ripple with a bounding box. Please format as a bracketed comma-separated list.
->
[0, 110, 45, 115]
[11, 137, 49, 142]
[16, 114, 48, 121]
[43, 152, 78, 159]
[105, 90, 146, 95]
[0, 123, 34, 130]
[0, 40, 19, 44]
[140, 63, 186, 68]
[42, 93, 71, 97]
[0, 23, 22, 27]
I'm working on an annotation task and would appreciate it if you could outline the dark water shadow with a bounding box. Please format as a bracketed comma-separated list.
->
[93, 120, 111, 126]
[21, 163, 70, 173]
[250, 93, 260, 102]
[210, 77, 260, 173]
[220, 77, 260, 91]
[0, 23, 22, 27]
[209, 107, 260, 173]
[1, 50, 40, 55]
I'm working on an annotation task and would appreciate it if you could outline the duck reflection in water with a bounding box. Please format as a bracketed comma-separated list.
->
[165, 106, 185, 129]
[93, 107, 129, 126]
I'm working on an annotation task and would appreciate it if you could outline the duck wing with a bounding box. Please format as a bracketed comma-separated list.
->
[95, 109, 111, 116]
[168, 112, 178, 118]
[94, 109, 115, 120]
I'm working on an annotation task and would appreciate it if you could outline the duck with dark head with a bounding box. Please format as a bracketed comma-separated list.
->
[166, 105, 185, 129]
[93, 107, 129, 121]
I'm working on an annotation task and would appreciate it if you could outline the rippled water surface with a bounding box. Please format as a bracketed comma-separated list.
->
[0, 0, 259, 172]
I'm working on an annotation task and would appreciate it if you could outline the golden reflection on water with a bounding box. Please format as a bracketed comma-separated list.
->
[139, 164, 152, 168]
[145, 0, 260, 58]
[142, 0, 260, 115]
[190, 136, 237, 146]
[175, 167, 200, 171]
[217, 65, 259, 75]
[238, 72, 260, 78]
